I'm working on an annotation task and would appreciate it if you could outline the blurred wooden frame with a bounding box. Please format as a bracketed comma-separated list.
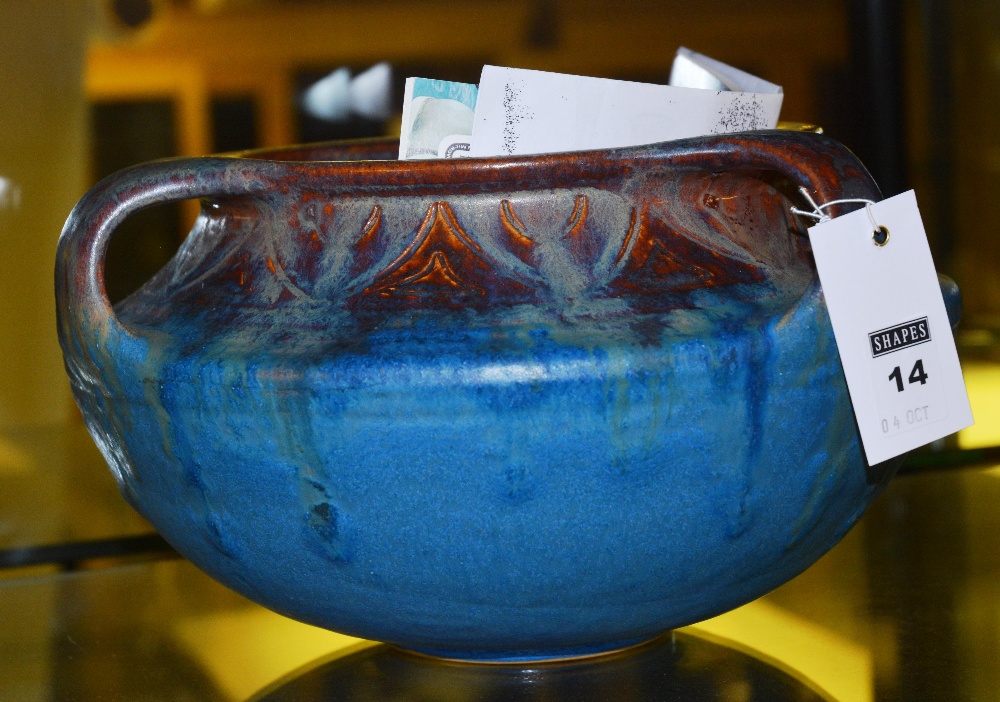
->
[84, 0, 848, 153]
[86, 53, 209, 229]
[83, 0, 847, 236]
[86, 52, 296, 153]
[86, 52, 295, 231]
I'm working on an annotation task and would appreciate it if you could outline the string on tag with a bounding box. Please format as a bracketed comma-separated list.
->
[790, 187, 889, 246]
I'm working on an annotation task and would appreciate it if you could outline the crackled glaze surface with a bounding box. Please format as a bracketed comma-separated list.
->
[56, 132, 952, 661]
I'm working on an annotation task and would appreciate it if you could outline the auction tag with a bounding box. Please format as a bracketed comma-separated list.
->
[807, 190, 973, 464]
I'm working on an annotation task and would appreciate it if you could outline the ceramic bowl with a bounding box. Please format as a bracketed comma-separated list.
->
[56, 131, 955, 661]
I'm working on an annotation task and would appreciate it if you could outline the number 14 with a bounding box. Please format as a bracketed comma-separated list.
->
[889, 359, 928, 392]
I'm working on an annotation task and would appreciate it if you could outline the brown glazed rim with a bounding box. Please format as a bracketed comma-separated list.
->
[57, 128, 876, 341]
[229, 121, 824, 164]
[192, 129, 861, 204]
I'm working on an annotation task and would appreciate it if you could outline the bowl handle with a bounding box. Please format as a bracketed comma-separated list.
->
[653, 130, 881, 217]
[55, 156, 272, 344]
[654, 131, 963, 325]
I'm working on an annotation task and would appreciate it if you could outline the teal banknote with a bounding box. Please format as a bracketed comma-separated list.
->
[398, 78, 478, 160]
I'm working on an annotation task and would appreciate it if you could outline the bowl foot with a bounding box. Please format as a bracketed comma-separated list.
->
[399, 634, 657, 665]
[251, 630, 831, 701]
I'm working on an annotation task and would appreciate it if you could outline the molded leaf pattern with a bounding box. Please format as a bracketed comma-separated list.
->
[163, 173, 801, 314]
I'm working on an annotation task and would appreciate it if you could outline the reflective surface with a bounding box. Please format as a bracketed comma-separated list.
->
[6, 459, 1000, 700]
[252, 632, 829, 702]
[0, 423, 152, 557]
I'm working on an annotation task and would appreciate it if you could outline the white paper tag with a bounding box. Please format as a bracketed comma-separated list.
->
[669, 47, 783, 94]
[468, 65, 783, 158]
[807, 190, 973, 464]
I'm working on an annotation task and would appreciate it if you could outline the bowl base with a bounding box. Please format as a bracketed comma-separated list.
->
[399, 634, 656, 665]
[250, 630, 832, 701]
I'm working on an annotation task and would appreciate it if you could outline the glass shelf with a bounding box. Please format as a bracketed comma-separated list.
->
[4, 463, 1000, 701]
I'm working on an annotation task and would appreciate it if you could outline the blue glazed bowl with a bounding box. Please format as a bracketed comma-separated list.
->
[56, 132, 957, 662]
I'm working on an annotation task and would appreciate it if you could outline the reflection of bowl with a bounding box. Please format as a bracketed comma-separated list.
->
[252, 631, 831, 701]
[56, 131, 952, 662]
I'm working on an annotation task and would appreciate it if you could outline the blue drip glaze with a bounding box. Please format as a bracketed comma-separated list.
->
[79, 281, 881, 653]
[56, 133, 960, 659]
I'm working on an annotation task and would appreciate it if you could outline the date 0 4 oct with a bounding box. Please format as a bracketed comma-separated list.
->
[882, 406, 930, 433]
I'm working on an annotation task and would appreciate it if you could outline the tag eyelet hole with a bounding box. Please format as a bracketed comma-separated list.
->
[872, 225, 890, 247]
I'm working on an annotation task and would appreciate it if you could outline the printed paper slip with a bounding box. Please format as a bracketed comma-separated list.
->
[469, 64, 783, 158]
[669, 47, 783, 93]
[398, 78, 478, 160]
